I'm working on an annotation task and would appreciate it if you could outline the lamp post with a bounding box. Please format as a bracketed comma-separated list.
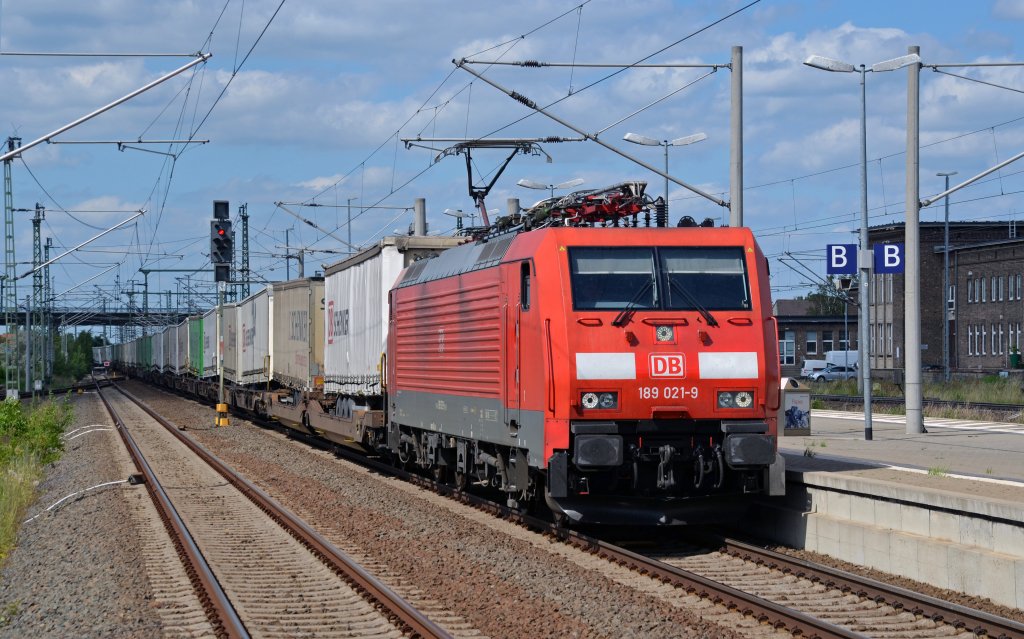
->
[516, 177, 585, 200]
[443, 208, 464, 231]
[622, 132, 707, 209]
[804, 52, 920, 441]
[937, 170, 957, 382]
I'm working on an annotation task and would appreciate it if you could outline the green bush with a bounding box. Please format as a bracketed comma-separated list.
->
[0, 397, 71, 466]
[0, 397, 73, 563]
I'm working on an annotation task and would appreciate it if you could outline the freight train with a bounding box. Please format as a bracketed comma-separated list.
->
[104, 182, 785, 525]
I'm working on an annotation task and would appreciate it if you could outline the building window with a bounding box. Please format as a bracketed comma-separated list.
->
[1017, 323, 1022, 350]
[822, 330, 834, 353]
[838, 329, 849, 350]
[982, 325, 988, 355]
[967, 277, 974, 303]
[1000, 276, 1006, 301]
[886, 273, 893, 302]
[981, 276, 987, 302]
[1010, 276, 1016, 301]
[1000, 324, 1005, 355]
[886, 323, 893, 355]
[805, 330, 817, 355]
[780, 331, 795, 365]
[1018, 274, 1022, 300]
[968, 325, 974, 356]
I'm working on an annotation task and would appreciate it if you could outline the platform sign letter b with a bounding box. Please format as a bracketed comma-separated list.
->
[826, 244, 857, 275]
[874, 243, 905, 274]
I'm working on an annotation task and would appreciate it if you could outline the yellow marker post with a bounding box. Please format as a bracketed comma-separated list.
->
[216, 403, 229, 427]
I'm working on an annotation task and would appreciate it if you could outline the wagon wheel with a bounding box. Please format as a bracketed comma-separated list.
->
[453, 470, 467, 492]
[432, 464, 447, 485]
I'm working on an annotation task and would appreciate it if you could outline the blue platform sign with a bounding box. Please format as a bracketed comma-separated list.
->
[826, 244, 857, 274]
[874, 243, 904, 273]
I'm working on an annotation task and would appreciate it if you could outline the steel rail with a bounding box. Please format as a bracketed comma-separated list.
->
[94, 383, 248, 639]
[111, 383, 451, 639]
[714, 536, 1024, 639]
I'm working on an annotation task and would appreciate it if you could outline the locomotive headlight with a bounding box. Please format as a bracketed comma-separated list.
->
[581, 392, 618, 410]
[718, 391, 754, 409]
[598, 392, 618, 409]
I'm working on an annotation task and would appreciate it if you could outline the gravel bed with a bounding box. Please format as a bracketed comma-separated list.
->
[130, 383, 776, 639]
[0, 392, 164, 638]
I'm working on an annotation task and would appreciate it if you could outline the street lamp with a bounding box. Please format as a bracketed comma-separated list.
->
[622, 132, 707, 207]
[443, 208, 464, 231]
[937, 170, 957, 383]
[804, 51, 920, 441]
[516, 177, 585, 200]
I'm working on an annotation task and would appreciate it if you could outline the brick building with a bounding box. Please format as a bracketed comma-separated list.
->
[864, 221, 1020, 374]
[774, 299, 856, 378]
[950, 236, 1024, 371]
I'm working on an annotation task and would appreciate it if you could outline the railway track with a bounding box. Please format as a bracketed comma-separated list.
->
[640, 534, 1024, 639]
[321, 423, 1024, 639]
[97, 382, 451, 639]
[814, 393, 1024, 415]
[126, 380, 1024, 639]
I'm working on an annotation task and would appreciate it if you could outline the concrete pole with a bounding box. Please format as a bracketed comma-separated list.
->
[905, 45, 924, 435]
[730, 45, 743, 228]
[414, 198, 426, 236]
[858, 65, 873, 440]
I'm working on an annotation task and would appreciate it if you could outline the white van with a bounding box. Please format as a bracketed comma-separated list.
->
[800, 359, 827, 378]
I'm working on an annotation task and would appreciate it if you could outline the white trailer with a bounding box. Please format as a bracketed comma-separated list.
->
[322, 236, 464, 398]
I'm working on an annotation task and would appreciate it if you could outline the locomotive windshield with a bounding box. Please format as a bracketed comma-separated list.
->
[569, 247, 657, 310]
[569, 246, 750, 311]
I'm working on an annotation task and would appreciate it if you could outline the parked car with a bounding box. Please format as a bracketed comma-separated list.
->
[799, 359, 827, 379]
[810, 364, 858, 382]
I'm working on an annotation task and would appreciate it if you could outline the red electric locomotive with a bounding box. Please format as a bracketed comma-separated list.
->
[386, 183, 785, 525]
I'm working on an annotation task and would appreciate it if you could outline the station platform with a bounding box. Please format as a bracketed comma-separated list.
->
[759, 409, 1024, 609]
[779, 408, 1024, 495]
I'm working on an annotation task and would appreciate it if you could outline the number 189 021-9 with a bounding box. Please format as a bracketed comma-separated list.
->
[638, 386, 698, 400]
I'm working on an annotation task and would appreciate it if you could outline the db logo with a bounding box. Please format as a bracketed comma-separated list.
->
[650, 354, 686, 377]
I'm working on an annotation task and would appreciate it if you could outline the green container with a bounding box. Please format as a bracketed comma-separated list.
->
[188, 315, 204, 376]
[1011, 352, 1021, 369]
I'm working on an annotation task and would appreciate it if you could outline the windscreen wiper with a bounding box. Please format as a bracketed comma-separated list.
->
[668, 279, 719, 327]
[612, 278, 655, 327]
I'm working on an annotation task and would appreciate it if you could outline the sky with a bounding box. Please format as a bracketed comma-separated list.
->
[1, 0, 1023, 323]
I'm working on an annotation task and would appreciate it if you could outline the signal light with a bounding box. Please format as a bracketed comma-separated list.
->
[211, 219, 233, 267]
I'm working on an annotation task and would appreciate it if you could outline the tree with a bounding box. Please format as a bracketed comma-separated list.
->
[806, 276, 852, 316]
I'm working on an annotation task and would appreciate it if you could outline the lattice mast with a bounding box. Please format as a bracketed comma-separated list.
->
[31, 203, 44, 386]
[3, 137, 20, 395]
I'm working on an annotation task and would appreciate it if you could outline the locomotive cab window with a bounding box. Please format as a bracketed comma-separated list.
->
[569, 247, 657, 310]
[520, 261, 531, 310]
[568, 246, 750, 311]
[660, 247, 750, 310]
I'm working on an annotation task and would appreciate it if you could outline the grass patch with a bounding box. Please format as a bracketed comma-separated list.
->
[927, 466, 951, 477]
[0, 601, 18, 627]
[0, 397, 72, 564]
[808, 376, 1024, 405]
